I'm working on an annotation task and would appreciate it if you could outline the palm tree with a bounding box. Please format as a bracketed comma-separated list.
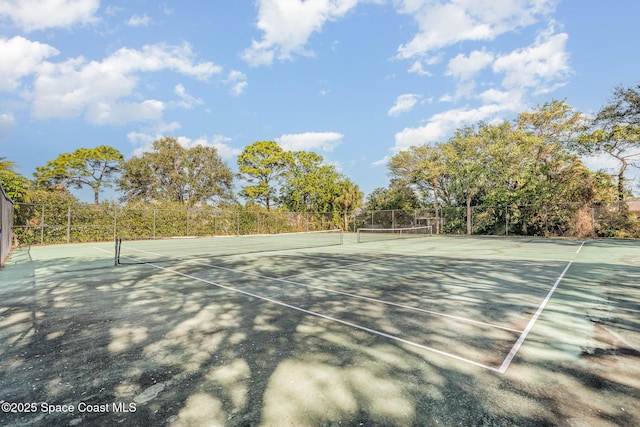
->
[333, 180, 363, 231]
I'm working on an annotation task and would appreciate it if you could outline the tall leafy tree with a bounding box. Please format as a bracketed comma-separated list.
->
[517, 99, 588, 146]
[119, 137, 234, 206]
[440, 124, 492, 234]
[280, 151, 355, 213]
[388, 144, 446, 231]
[34, 146, 124, 204]
[0, 157, 29, 202]
[365, 182, 420, 211]
[573, 85, 640, 200]
[386, 119, 598, 235]
[237, 141, 288, 210]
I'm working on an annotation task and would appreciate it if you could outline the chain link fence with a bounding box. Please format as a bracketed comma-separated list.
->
[12, 203, 341, 246]
[10, 200, 640, 247]
[353, 201, 640, 238]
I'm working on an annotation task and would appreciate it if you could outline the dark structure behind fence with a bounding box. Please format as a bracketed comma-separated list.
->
[0, 184, 15, 266]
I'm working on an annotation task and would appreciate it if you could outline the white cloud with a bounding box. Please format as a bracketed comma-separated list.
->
[30, 43, 221, 124]
[392, 103, 512, 151]
[173, 84, 204, 109]
[446, 49, 494, 81]
[208, 136, 242, 160]
[127, 14, 152, 27]
[478, 88, 519, 106]
[389, 2, 569, 156]
[224, 70, 248, 96]
[86, 100, 165, 126]
[388, 94, 421, 116]
[407, 60, 432, 76]
[179, 136, 241, 160]
[104, 5, 124, 16]
[0, 36, 59, 91]
[0, 0, 99, 32]
[393, 122, 448, 150]
[276, 131, 344, 152]
[242, 0, 360, 66]
[396, 0, 556, 60]
[100, 43, 221, 80]
[493, 28, 570, 93]
[372, 155, 390, 167]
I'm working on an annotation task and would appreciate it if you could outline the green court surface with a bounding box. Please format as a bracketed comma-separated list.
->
[1, 234, 639, 426]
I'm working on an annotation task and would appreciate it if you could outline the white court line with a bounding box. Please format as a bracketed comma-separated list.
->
[122, 246, 522, 334]
[113, 250, 502, 373]
[497, 261, 573, 373]
[576, 241, 586, 254]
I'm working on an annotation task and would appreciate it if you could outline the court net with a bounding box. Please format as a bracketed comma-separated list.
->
[115, 229, 343, 265]
[357, 226, 432, 243]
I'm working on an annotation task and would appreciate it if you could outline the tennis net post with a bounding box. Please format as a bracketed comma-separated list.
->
[114, 237, 122, 266]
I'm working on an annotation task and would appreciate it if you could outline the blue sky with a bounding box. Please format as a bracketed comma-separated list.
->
[1, 0, 639, 203]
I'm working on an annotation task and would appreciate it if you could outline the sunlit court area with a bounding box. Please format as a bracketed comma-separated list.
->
[1, 230, 639, 426]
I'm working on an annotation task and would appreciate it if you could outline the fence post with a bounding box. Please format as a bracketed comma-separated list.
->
[544, 205, 549, 237]
[40, 204, 45, 245]
[113, 206, 117, 241]
[153, 209, 157, 238]
[505, 205, 509, 237]
[66, 206, 71, 243]
[591, 204, 596, 237]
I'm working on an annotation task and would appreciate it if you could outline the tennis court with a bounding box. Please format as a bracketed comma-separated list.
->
[1, 232, 639, 426]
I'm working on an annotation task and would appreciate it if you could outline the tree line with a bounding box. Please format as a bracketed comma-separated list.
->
[1, 84, 639, 236]
[1, 137, 363, 220]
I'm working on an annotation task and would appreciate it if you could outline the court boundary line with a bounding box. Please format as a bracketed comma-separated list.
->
[497, 260, 574, 373]
[113, 250, 503, 373]
[101, 239, 585, 374]
[121, 246, 523, 334]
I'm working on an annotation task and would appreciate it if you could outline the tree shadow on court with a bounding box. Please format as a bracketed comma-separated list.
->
[1, 246, 639, 426]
